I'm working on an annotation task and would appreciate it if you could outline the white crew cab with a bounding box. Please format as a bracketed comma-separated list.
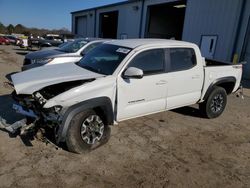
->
[9, 39, 242, 153]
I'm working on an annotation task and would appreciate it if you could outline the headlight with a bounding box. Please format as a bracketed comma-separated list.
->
[33, 92, 47, 105]
[54, 105, 63, 113]
[32, 58, 53, 64]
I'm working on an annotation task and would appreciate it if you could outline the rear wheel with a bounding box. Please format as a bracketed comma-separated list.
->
[199, 86, 227, 119]
[66, 110, 110, 154]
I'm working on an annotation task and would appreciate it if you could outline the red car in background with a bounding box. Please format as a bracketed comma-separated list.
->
[5, 35, 19, 45]
[0, 36, 10, 45]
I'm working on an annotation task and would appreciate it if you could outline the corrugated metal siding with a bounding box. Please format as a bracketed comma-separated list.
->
[237, 0, 250, 60]
[182, 0, 242, 61]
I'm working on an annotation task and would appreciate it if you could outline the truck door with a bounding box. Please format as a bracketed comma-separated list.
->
[165, 48, 204, 109]
[117, 48, 167, 121]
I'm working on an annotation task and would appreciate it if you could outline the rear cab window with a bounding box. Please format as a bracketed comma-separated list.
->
[168, 48, 197, 72]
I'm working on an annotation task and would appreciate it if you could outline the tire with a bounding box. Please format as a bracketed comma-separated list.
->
[199, 86, 227, 119]
[66, 109, 110, 154]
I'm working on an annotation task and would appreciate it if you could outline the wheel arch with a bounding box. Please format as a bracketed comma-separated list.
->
[56, 97, 114, 143]
[203, 76, 236, 101]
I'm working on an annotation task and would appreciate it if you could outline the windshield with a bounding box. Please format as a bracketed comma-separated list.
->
[77, 44, 132, 75]
[59, 39, 88, 53]
[58, 41, 72, 48]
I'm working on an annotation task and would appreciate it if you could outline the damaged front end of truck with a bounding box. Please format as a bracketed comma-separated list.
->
[2, 63, 104, 143]
[7, 80, 89, 140]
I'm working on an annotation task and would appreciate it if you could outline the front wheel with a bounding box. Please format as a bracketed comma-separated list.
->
[66, 110, 110, 154]
[199, 86, 227, 119]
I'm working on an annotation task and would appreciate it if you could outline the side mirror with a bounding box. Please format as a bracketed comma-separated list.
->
[123, 67, 143, 79]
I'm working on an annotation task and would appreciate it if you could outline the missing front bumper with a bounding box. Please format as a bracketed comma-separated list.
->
[12, 104, 38, 119]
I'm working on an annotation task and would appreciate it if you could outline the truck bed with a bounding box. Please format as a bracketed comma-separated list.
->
[200, 59, 243, 101]
[205, 58, 233, 66]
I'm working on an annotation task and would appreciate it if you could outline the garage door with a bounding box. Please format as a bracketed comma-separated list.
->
[242, 18, 250, 79]
[76, 16, 87, 37]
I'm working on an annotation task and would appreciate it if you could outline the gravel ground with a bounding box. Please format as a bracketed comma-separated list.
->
[0, 45, 250, 188]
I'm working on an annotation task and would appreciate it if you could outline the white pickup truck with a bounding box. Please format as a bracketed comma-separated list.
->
[8, 39, 242, 153]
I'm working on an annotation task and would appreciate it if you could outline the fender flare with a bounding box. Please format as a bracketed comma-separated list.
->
[56, 97, 114, 143]
[202, 76, 236, 101]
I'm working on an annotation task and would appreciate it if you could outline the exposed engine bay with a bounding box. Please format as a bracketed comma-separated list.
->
[5, 79, 95, 141]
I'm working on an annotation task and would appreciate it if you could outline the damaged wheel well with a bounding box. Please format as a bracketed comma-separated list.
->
[56, 97, 114, 143]
[93, 106, 109, 126]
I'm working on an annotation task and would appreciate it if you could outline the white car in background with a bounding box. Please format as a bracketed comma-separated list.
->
[22, 38, 109, 70]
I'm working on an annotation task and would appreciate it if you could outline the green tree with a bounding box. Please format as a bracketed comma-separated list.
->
[0, 22, 6, 34]
[14, 24, 26, 33]
[7, 24, 14, 34]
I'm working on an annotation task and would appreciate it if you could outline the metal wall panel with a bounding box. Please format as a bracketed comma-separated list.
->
[182, 0, 242, 61]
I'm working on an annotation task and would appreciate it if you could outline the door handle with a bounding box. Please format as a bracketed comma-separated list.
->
[192, 75, 200, 79]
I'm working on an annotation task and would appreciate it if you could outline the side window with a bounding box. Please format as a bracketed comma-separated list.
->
[169, 48, 197, 72]
[128, 49, 165, 75]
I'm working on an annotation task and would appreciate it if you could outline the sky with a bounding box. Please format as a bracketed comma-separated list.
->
[0, 0, 126, 30]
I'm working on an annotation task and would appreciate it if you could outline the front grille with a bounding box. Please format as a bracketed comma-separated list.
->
[23, 58, 31, 65]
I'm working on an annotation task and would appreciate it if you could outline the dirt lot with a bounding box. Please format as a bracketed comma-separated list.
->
[0, 45, 250, 188]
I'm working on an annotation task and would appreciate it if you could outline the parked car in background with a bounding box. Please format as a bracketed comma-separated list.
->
[5, 35, 21, 45]
[40, 41, 73, 51]
[9, 39, 243, 153]
[22, 38, 109, 70]
[0, 36, 10, 45]
[28, 35, 64, 50]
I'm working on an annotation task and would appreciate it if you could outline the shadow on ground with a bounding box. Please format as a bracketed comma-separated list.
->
[172, 106, 203, 118]
[0, 94, 24, 124]
[16, 52, 29, 56]
[0, 94, 35, 146]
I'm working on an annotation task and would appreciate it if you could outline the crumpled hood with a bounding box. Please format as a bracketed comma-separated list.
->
[11, 63, 104, 94]
[25, 49, 67, 60]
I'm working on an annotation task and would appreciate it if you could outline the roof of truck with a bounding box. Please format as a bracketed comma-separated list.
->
[106, 39, 195, 49]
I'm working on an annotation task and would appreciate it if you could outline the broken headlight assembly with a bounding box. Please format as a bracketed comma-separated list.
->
[33, 92, 47, 105]
[53, 105, 63, 113]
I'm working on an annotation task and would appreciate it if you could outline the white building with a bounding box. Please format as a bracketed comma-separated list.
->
[71, 0, 250, 79]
